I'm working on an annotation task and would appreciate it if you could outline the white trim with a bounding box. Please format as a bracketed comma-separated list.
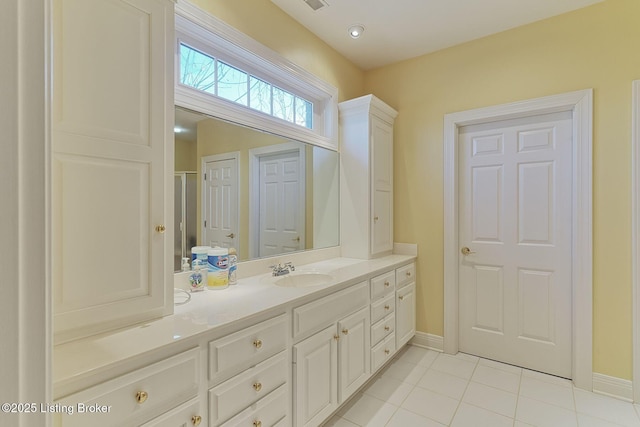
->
[0, 0, 51, 425]
[174, 0, 338, 151]
[632, 80, 640, 403]
[410, 332, 444, 352]
[201, 152, 241, 248]
[393, 242, 418, 256]
[249, 142, 307, 258]
[593, 373, 634, 402]
[443, 89, 593, 390]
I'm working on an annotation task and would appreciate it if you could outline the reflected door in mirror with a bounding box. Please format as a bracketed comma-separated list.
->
[203, 154, 238, 250]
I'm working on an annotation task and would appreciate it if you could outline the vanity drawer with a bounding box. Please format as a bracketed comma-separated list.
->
[219, 384, 288, 427]
[371, 333, 396, 373]
[370, 271, 395, 300]
[140, 397, 202, 427]
[55, 348, 200, 427]
[396, 263, 415, 289]
[371, 314, 395, 346]
[209, 351, 288, 425]
[370, 292, 395, 324]
[209, 314, 287, 383]
[293, 281, 368, 339]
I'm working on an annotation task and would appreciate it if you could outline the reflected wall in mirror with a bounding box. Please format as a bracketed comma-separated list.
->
[174, 107, 340, 270]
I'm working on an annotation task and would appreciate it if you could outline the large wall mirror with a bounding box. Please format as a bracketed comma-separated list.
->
[174, 106, 340, 271]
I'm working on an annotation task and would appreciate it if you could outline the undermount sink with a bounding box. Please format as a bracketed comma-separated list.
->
[274, 272, 333, 288]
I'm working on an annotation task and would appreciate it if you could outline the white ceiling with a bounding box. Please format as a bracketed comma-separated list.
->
[270, 0, 604, 70]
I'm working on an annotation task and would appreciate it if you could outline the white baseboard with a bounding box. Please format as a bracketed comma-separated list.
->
[592, 373, 633, 402]
[410, 331, 443, 352]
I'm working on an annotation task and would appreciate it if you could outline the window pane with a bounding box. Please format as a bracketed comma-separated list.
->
[295, 96, 313, 129]
[179, 44, 216, 95]
[273, 87, 294, 123]
[249, 76, 271, 114]
[218, 61, 248, 106]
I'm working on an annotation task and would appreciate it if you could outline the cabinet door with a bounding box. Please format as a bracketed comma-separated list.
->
[139, 398, 203, 427]
[293, 325, 338, 427]
[338, 306, 371, 402]
[370, 116, 393, 255]
[52, 0, 174, 340]
[396, 283, 416, 349]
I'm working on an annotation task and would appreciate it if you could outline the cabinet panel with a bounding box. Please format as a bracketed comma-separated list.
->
[371, 333, 396, 372]
[209, 352, 287, 425]
[219, 384, 288, 427]
[338, 307, 370, 402]
[209, 314, 287, 384]
[55, 348, 199, 427]
[140, 398, 203, 427]
[370, 271, 395, 300]
[293, 281, 368, 339]
[396, 263, 416, 289]
[293, 325, 338, 427]
[371, 314, 395, 346]
[370, 292, 395, 325]
[396, 283, 416, 349]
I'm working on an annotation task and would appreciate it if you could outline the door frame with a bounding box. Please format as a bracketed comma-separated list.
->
[201, 152, 240, 247]
[443, 89, 593, 390]
[632, 80, 640, 402]
[249, 142, 306, 258]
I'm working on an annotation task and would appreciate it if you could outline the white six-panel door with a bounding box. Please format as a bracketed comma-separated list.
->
[458, 111, 573, 377]
[202, 155, 238, 250]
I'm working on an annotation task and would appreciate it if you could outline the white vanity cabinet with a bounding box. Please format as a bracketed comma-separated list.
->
[369, 270, 397, 372]
[292, 282, 370, 427]
[339, 95, 398, 259]
[52, 0, 175, 342]
[395, 263, 417, 349]
[140, 398, 203, 427]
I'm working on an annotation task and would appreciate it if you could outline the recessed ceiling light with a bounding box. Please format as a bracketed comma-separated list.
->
[174, 126, 184, 133]
[348, 25, 364, 39]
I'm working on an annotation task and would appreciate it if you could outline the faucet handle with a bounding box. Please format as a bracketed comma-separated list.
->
[284, 262, 295, 271]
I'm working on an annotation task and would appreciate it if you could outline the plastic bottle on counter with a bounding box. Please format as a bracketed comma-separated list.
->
[207, 247, 229, 290]
[228, 248, 237, 285]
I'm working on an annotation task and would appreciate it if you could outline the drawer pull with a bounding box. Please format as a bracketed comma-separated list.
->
[384, 326, 390, 332]
[135, 391, 148, 404]
[384, 349, 390, 355]
[384, 305, 390, 310]
[253, 339, 263, 349]
[399, 295, 405, 301]
[384, 281, 390, 287]
[374, 216, 379, 222]
[406, 271, 412, 277]
[253, 382, 263, 392]
[342, 328, 349, 335]
[191, 415, 202, 426]
[334, 334, 340, 341]
[253, 421, 262, 427]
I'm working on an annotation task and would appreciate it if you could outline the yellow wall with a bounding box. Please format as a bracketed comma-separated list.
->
[364, 0, 640, 380]
[175, 137, 197, 171]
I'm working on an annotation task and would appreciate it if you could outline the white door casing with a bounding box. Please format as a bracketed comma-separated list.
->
[249, 143, 306, 258]
[458, 112, 573, 377]
[444, 89, 593, 390]
[202, 153, 239, 250]
[632, 80, 640, 403]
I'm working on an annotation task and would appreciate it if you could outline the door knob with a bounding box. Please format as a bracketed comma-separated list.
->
[226, 233, 235, 238]
[292, 236, 300, 242]
[461, 247, 476, 255]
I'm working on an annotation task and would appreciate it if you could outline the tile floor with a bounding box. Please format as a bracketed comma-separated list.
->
[322, 345, 640, 427]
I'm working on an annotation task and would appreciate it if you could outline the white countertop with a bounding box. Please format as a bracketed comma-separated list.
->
[53, 255, 415, 395]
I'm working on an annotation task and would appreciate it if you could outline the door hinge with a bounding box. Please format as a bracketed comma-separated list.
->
[203, 173, 207, 180]
[204, 220, 207, 228]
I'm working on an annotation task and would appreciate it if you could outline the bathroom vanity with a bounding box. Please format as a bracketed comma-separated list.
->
[53, 256, 416, 426]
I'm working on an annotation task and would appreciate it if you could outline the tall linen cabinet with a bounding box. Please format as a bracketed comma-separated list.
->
[339, 95, 398, 259]
[52, 0, 175, 342]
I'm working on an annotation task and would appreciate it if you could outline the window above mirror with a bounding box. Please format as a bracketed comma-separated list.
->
[176, 1, 338, 150]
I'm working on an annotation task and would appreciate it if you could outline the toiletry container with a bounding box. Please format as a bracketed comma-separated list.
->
[207, 247, 229, 290]
[228, 248, 237, 285]
[191, 246, 210, 269]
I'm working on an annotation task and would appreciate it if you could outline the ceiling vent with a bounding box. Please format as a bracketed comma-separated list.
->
[303, 0, 328, 11]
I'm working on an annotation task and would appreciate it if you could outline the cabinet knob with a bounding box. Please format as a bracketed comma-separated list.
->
[384, 281, 390, 287]
[334, 334, 340, 341]
[135, 391, 148, 404]
[384, 305, 390, 310]
[155, 225, 166, 233]
[253, 382, 263, 392]
[253, 339, 263, 349]
[384, 349, 390, 355]
[384, 326, 390, 332]
[374, 216, 379, 222]
[253, 421, 262, 427]
[342, 328, 349, 335]
[191, 415, 202, 426]
[399, 295, 405, 301]
[406, 271, 412, 277]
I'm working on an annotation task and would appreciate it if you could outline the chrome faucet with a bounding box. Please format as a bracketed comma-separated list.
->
[270, 262, 295, 276]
